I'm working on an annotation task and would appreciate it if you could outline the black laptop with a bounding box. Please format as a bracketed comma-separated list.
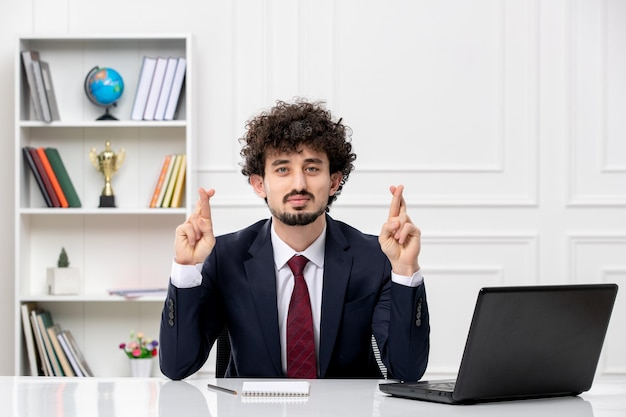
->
[379, 283, 618, 404]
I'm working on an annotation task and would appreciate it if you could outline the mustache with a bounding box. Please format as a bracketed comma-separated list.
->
[283, 190, 315, 203]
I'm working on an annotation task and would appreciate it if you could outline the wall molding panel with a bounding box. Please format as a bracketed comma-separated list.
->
[567, 0, 626, 206]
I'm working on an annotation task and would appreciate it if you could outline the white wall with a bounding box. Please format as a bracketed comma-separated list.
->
[1, 0, 624, 377]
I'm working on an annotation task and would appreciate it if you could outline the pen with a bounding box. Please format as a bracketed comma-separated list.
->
[207, 383, 238, 395]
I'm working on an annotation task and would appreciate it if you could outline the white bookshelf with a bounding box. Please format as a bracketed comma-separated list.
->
[13, 34, 193, 377]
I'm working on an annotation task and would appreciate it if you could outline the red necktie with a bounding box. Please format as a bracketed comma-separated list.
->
[286, 255, 317, 378]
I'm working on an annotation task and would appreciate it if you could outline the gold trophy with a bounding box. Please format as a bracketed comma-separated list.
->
[89, 141, 125, 207]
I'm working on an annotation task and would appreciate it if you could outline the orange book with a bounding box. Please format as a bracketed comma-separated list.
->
[149, 154, 172, 208]
[36, 147, 69, 208]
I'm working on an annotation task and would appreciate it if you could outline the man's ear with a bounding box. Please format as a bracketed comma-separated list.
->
[250, 174, 267, 198]
[329, 172, 342, 196]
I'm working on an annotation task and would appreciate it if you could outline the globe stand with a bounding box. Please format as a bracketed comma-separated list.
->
[97, 106, 118, 121]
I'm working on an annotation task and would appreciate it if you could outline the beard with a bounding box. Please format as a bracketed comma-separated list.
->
[270, 206, 326, 226]
[268, 190, 327, 226]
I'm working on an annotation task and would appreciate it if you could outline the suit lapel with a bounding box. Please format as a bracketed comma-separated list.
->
[244, 220, 283, 375]
[319, 217, 352, 377]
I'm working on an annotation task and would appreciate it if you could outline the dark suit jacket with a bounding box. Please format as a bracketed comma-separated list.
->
[159, 215, 429, 381]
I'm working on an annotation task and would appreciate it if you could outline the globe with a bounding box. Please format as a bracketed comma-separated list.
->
[84, 66, 124, 120]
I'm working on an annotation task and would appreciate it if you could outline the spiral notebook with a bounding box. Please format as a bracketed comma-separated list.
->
[241, 381, 310, 397]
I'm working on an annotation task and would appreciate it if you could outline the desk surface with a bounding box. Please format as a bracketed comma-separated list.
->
[2, 376, 625, 417]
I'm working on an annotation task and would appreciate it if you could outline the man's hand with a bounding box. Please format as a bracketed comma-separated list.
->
[174, 187, 216, 265]
[379, 185, 421, 276]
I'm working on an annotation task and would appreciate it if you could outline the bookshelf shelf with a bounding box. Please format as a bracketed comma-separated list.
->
[20, 208, 187, 215]
[14, 34, 193, 377]
[20, 295, 167, 303]
[19, 120, 187, 128]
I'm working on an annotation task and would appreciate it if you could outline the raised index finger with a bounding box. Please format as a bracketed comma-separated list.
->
[387, 184, 406, 218]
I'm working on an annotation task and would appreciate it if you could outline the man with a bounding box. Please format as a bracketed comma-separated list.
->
[159, 99, 429, 381]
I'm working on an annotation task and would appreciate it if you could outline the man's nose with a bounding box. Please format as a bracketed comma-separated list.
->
[292, 170, 307, 190]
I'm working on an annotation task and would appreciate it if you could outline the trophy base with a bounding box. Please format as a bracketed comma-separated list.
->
[99, 195, 116, 208]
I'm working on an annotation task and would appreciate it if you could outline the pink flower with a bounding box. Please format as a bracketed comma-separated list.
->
[120, 330, 158, 359]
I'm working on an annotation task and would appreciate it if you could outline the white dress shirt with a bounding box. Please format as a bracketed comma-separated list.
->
[170, 222, 423, 374]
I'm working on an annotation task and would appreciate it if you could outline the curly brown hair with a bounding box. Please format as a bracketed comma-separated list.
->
[239, 99, 356, 207]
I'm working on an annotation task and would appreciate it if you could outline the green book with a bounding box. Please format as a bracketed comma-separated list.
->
[37, 310, 65, 376]
[44, 147, 82, 207]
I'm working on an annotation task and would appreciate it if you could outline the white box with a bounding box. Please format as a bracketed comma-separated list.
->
[46, 267, 81, 295]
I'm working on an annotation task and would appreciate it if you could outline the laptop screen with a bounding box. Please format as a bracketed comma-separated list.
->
[453, 284, 618, 402]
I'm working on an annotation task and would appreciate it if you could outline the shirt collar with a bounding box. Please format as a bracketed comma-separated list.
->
[271, 221, 326, 270]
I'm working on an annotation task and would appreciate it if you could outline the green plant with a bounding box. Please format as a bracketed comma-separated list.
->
[57, 247, 69, 268]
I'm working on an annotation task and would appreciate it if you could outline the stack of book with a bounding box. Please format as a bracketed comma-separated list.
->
[131, 55, 186, 121]
[22, 146, 81, 208]
[21, 50, 61, 122]
[148, 154, 186, 208]
[20, 302, 94, 377]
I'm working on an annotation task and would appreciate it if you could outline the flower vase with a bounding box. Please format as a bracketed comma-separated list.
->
[129, 358, 153, 377]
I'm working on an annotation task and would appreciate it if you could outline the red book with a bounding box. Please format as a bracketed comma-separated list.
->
[28, 147, 60, 207]
[37, 147, 69, 208]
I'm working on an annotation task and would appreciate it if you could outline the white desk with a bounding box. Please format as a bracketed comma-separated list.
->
[2, 376, 625, 417]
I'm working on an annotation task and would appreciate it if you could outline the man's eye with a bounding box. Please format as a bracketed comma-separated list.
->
[276, 167, 288, 173]
[305, 167, 319, 173]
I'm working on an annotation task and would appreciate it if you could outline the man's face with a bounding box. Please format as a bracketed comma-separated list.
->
[250, 146, 341, 227]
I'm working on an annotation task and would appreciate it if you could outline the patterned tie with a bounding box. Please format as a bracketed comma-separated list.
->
[286, 255, 317, 378]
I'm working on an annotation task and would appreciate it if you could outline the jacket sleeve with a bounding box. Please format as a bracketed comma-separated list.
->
[159, 265, 226, 380]
[374, 280, 430, 382]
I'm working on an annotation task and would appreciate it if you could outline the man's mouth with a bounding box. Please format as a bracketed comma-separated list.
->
[284, 192, 313, 207]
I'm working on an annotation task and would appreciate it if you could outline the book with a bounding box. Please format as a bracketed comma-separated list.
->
[163, 57, 186, 120]
[40, 61, 61, 121]
[143, 56, 168, 120]
[161, 154, 182, 208]
[241, 381, 310, 397]
[149, 154, 172, 208]
[170, 154, 186, 208]
[107, 287, 168, 299]
[44, 147, 82, 207]
[153, 57, 178, 121]
[30, 310, 52, 376]
[20, 302, 41, 376]
[31, 60, 52, 122]
[21, 50, 44, 121]
[62, 330, 94, 377]
[57, 331, 84, 377]
[155, 154, 177, 207]
[23, 146, 53, 207]
[36, 147, 69, 208]
[47, 324, 76, 377]
[28, 147, 60, 207]
[36, 310, 65, 376]
[130, 56, 157, 120]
